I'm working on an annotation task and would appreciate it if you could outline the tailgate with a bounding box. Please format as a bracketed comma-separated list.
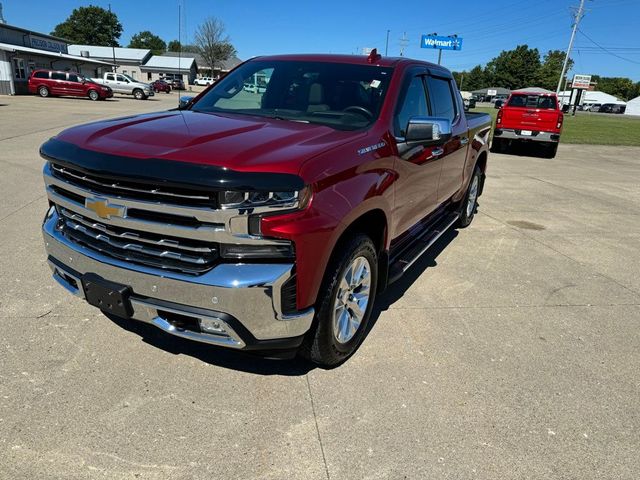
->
[502, 108, 559, 131]
[501, 94, 560, 132]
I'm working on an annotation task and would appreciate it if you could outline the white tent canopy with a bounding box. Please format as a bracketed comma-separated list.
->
[624, 96, 640, 116]
[558, 90, 626, 106]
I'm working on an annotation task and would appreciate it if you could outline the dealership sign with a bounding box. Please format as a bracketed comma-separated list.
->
[30, 35, 67, 53]
[421, 35, 463, 51]
[572, 74, 592, 89]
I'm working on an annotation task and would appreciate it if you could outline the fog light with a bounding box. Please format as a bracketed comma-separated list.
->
[199, 317, 227, 334]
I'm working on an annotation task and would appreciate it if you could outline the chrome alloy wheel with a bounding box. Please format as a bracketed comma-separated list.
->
[332, 256, 372, 344]
[466, 174, 479, 218]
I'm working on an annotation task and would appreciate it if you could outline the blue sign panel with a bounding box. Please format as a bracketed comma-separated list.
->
[421, 35, 463, 51]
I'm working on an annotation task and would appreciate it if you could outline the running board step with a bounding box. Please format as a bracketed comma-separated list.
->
[388, 212, 459, 284]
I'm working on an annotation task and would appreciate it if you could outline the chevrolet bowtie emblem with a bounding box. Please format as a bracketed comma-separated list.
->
[85, 198, 126, 219]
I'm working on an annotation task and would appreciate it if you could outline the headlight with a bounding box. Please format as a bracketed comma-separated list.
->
[218, 186, 311, 210]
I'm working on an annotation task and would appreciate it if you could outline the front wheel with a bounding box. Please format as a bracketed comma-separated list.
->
[133, 89, 145, 100]
[457, 165, 482, 228]
[300, 234, 378, 368]
[88, 90, 99, 101]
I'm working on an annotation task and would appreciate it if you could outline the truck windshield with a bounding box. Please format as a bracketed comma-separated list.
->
[507, 94, 557, 109]
[191, 60, 393, 130]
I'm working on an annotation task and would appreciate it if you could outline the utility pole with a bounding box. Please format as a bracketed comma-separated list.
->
[385, 30, 390, 56]
[399, 32, 409, 57]
[459, 74, 464, 90]
[108, 4, 116, 72]
[556, 0, 586, 94]
[437, 50, 442, 65]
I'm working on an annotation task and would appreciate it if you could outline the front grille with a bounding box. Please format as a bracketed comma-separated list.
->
[51, 163, 218, 208]
[57, 208, 218, 274]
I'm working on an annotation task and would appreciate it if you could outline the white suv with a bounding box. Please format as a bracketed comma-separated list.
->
[194, 77, 214, 86]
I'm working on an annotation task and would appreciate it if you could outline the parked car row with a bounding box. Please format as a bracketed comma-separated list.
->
[27, 69, 203, 100]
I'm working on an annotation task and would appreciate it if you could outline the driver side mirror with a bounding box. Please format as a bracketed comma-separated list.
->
[405, 117, 452, 145]
[179, 96, 194, 109]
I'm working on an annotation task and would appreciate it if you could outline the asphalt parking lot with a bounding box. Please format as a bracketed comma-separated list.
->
[1, 93, 639, 479]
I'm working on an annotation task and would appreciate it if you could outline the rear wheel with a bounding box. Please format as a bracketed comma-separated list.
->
[457, 165, 482, 228]
[38, 86, 49, 98]
[491, 137, 506, 153]
[544, 142, 558, 158]
[88, 90, 99, 101]
[300, 234, 378, 368]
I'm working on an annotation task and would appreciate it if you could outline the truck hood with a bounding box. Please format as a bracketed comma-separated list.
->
[54, 110, 362, 175]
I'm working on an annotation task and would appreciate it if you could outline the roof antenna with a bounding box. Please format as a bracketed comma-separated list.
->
[178, 2, 182, 108]
[367, 48, 381, 64]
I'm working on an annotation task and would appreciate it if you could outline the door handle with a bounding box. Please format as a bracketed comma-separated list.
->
[432, 147, 444, 156]
[460, 137, 469, 146]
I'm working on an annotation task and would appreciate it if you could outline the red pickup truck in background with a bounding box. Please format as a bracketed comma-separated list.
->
[40, 52, 491, 367]
[492, 91, 563, 158]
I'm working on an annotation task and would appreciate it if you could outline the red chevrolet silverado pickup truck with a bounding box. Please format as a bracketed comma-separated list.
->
[40, 52, 491, 367]
[492, 90, 563, 158]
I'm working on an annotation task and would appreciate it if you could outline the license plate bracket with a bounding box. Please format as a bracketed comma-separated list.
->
[82, 273, 133, 318]
[520, 130, 533, 136]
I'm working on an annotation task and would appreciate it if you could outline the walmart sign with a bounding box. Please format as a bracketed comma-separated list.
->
[421, 35, 463, 51]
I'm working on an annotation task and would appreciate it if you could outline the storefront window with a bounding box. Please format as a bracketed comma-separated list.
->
[13, 58, 26, 79]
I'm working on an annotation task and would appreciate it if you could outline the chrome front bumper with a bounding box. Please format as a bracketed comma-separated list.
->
[43, 210, 314, 349]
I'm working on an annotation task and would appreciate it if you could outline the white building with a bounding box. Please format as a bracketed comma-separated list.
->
[558, 90, 626, 107]
[68, 45, 151, 80]
[624, 96, 640, 116]
[0, 23, 112, 95]
[140, 55, 197, 84]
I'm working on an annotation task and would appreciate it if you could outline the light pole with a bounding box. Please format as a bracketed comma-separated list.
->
[556, 0, 586, 94]
[385, 30, 390, 56]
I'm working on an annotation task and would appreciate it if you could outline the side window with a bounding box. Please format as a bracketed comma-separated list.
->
[106, 74, 115, 81]
[68, 74, 79, 83]
[426, 76, 456, 122]
[395, 76, 428, 137]
[51, 72, 66, 81]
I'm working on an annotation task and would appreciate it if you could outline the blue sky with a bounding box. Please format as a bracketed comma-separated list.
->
[4, 0, 640, 80]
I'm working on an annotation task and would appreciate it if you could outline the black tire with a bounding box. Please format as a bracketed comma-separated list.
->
[491, 137, 505, 153]
[88, 90, 99, 101]
[545, 142, 558, 159]
[300, 234, 378, 368]
[457, 165, 482, 228]
[133, 89, 145, 100]
[38, 86, 49, 98]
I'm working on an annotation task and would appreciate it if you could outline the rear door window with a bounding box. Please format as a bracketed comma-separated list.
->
[51, 72, 66, 81]
[106, 74, 115, 81]
[508, 94, 557, 109]
[426, 76, 456, 122]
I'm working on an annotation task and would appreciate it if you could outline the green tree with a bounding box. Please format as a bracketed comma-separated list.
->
[129, 31, 167, 55]
[52, 6, 122, 47]
[537, 50, 573, 91]
[167, 40, 181, 52]
[194, 17, 237, 73]
[592, 76, 637, 100]
[484, 45, 541, 89]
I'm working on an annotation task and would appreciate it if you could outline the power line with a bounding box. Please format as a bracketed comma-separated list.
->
[556, 0, 587, 93]
[576, 30, 640, 64]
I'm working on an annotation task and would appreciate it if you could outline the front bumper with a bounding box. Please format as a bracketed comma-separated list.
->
[42, 210, 314, 351]
[493, 128, 560, 143]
